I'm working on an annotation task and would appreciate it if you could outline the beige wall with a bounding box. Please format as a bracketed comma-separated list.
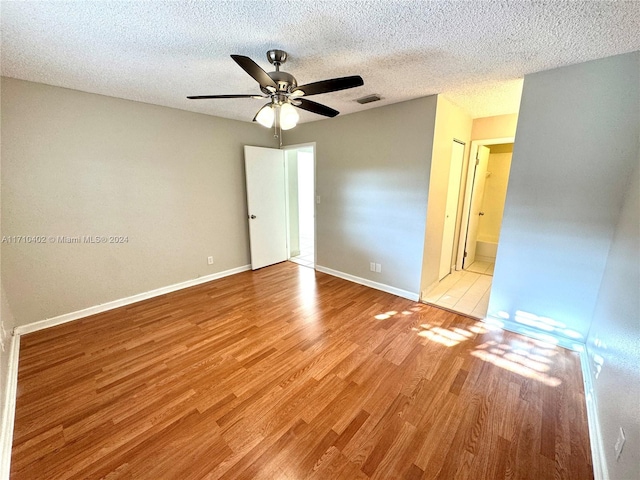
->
[283, 97, 437, 295]
[1, 117, 18, 428]
[477, 146, 512, 243]
[420, 96, 472, 293]
[0, 281, 17, 456]
[1, 77, 275, 325]
[471, 113, 518, 140]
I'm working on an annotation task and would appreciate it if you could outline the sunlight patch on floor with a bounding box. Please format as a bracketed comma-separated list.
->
[473, 339, 562, 387]
[375, 310, 398, 320]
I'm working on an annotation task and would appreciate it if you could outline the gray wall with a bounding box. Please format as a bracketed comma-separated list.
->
[1, 77, 275, 325]
[1, 132, 17, 433]
[488, 52, 640, 342]
[283, 97, 437, 295]
[1, 94, 17, 445]
[0, 283, 17, 417]
[586, 161, 639, 480]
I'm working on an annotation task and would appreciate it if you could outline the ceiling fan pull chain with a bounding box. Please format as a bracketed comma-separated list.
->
[274, 122, 282, 148]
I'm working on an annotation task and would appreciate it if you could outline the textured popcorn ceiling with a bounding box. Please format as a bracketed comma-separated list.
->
[1, 1, 639, 122]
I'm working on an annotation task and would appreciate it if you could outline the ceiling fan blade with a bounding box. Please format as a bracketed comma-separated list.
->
[293, 75, 363, 96]
[294, 98, 339, 118]
[231, 55, 278, 90]
[187, 94, 264, 99]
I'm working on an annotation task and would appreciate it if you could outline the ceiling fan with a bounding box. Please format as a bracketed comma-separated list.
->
[187, 49, 364, 131]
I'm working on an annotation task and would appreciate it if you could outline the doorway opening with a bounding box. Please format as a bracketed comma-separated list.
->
[457, 139, 514, 276]
[424, 136, 514, 318]
[283, 144, 316, 269]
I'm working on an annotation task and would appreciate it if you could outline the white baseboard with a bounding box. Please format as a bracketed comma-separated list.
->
[315, 265, 419, 302]
[421, 280, 440, 301]
[0, 334, 20, 480]
[580, 348, 608, 480]
[14, 265, 251, 335]
[482, 314, 606, 479]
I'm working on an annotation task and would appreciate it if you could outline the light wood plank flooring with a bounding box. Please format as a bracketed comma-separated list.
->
[12, 262, 593, 479]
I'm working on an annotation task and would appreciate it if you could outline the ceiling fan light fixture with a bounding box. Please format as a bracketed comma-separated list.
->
[279, 102, 299, 130]
[255, 104, 275, 128]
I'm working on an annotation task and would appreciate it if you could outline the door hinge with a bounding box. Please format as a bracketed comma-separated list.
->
[464, 251, 468, 258]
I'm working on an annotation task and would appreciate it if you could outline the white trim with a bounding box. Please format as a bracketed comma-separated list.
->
[282, 142, 317, 270]
[283, 149, 292, 259]
[580, 348, 608, 480]
[0, 334, 20, 480]
[482, 314, 606, 479]
[420, 280, 440, 302]
[280, 142, 316, 152]
[315, 265, 419, 302]
[14, 265, 251, 335]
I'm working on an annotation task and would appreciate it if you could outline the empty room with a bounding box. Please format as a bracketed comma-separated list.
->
[1, 2, 639, 479]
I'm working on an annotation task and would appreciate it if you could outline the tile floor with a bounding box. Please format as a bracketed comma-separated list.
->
[465, 260, 495, 275]
[422, 262, 495, 318]
[289, 234, 314, 268]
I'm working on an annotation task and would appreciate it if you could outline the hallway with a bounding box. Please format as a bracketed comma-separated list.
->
[423, 267, 493, 318]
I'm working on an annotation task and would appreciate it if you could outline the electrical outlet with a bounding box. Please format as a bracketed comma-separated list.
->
[207, 256, 214, 265]
[369, 262, 376, 272]
[316, 195, 321, 204]
[375, 263, 382, 273]
[614, 427, 626, 460]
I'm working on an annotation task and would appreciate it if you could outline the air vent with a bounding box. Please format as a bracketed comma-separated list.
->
[356, 94, 382, 105]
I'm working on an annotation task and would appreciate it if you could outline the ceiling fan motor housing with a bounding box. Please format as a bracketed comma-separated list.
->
[262, 71, 297, 95]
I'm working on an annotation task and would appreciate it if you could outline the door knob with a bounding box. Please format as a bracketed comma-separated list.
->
[479, 212, 485, 216]
[249, 214, 256, 219]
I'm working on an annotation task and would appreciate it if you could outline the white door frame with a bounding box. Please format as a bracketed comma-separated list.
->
[455, 137, 514, 271]
[439, 139, 466, 280]
[281, 142, 317, 268]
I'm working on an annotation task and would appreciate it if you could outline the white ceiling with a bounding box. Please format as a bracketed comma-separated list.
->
[2, 1, 639, 123]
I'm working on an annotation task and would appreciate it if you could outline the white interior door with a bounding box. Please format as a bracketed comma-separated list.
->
[463, 145, 490, 268]
[439, 140, 466, 280]
[244, 146, 287, 270]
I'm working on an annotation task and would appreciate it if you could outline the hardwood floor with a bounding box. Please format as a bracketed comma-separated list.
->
[11, 262, 593, 479]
